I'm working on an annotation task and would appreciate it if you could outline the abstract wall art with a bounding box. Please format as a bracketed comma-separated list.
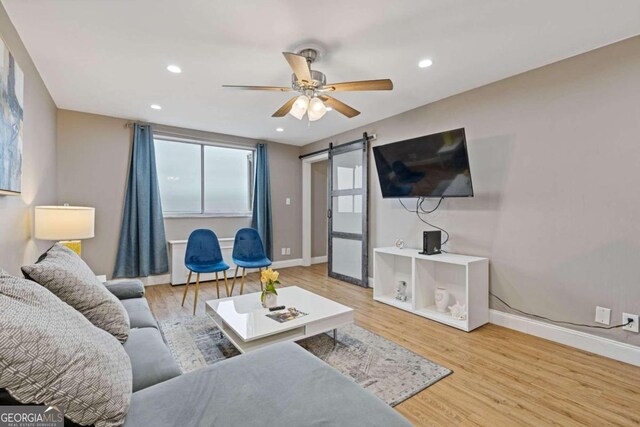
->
[0, 36, 24, 196]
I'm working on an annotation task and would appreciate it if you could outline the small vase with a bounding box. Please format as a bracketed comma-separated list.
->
[434, 287, 449, 313]
[262, 292, 278, 308]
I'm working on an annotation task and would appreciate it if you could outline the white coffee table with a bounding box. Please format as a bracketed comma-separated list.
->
[205, 286, 354, 353]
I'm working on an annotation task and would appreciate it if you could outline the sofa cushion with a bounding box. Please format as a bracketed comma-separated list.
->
[121, 298, 158, 329]
[22, 243, 130, 342]
[124, 328, 182, 392]
[105, 279, 145, 300]
[123, 342, 410, 427]
[0, 270, 132, 427]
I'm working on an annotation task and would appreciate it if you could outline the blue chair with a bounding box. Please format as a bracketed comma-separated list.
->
[181, 229, 230, 314]
[231, 228, 272, 295]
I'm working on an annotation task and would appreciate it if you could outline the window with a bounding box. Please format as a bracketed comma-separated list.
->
[154, 138, 254, 216]
[335, 164, 362, 213]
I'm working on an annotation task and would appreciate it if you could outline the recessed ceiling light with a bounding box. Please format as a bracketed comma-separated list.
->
[276, 127, 284, 132]
[150, 104, 162, 110]
[418, 59, 433, 68]
[166, 64, 182, 74]
[326, 107, 333, 111]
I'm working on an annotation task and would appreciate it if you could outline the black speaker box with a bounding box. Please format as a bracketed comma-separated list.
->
[420, 230, 441, 255]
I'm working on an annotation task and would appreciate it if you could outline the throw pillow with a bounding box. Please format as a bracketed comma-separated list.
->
[0, 270, 132, 427]
[22, 243, 130, 342]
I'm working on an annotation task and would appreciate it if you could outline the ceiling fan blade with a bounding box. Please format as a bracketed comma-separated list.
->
[222, 85, 292, 91]
[272, 96, 298, 117]
[282, 52, 312, 84]
[323, 79, 393, 92]
[319, 96, 360, 118]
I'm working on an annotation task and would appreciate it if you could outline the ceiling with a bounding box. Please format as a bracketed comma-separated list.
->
[3, 0, 640, 146]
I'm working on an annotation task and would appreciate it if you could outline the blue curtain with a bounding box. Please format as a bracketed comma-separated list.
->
[251, 143, 273, 260]
[113, 124, 169, 278]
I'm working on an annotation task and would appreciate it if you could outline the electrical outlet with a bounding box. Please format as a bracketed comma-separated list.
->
[622, 313, 639, 333]
[595, 306, 611, 325]
[286, 248, 291, 255]
[281, 248, 286, 255]
[286, 198, 291, 205]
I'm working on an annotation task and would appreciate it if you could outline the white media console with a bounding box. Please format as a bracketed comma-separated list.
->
[373, 247, 489, 332]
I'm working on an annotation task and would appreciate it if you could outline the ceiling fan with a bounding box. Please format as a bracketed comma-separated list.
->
[222, 48, 393, 121]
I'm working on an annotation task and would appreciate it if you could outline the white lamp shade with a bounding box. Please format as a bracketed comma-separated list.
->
[289, 95, 309, 120]
[307, 97, 327, 121]
[35, 206, 95, 240]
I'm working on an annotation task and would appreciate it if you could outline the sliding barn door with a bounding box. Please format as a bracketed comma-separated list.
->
[328, 135, 369, 287]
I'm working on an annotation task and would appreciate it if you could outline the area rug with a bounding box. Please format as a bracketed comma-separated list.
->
[157, 316, 452, 406]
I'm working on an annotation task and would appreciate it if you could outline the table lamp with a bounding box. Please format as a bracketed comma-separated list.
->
[35, 205, 95, 256]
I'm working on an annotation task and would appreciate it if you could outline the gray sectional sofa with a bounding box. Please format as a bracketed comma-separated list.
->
[113, 280, 411, 427]
[2, 278, 411, 426]
[104, 280, 183, 394]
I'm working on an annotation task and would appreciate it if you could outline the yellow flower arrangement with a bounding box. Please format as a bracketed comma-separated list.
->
[260, 268, 279, 284]
[260, 268, 280, 304]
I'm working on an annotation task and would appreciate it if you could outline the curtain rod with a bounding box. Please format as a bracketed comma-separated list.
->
[123, 122, 257, 149]
[155, 133, 257, 150]
[124, 121, 147, 127]
[298, 132, 376, 160]
[124, 121, 153, 128]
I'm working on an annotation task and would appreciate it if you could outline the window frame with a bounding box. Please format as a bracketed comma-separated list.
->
[154, 135, 255, 218]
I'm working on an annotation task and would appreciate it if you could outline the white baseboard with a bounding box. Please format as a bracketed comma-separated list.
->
[490, 309, 640, 367]
[271, 258, 303, 269]
[311, 255, 327, 264]
[139, 260, 304, 287]
[139, 274, 170, 286]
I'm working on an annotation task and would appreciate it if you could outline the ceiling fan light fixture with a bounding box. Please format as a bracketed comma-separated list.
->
[289, 95, 309, 120]
[224, 48, 391, 120]
[307, 97, 327, 121]
[294, 94, 309, 109]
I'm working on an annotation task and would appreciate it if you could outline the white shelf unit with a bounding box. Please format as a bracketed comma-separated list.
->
[373, 247, 489, 332]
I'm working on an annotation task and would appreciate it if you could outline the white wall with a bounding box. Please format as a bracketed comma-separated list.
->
[302, 36, 640, 346]
[0, 3, 58, 275]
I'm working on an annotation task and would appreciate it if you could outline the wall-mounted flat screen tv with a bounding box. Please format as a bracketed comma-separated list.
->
[372, 128, 473, 198]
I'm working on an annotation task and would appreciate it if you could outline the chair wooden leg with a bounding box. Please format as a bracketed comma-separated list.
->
[223, 270, 230, 297]
[230, 266, 239, 295]
[240, 268, 246, 295]
[259, 267, 264, 292]
[215, 272, 220, 299]
[193, 273, 201, 315]
[181, 271, 192, 307]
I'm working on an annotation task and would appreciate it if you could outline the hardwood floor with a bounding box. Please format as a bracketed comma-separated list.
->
[145, 264, 640, 426]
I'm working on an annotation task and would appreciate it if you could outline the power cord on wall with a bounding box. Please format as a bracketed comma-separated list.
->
[490, 292, 634, 330]
[399, 198, 633, 330]
[418, 197, 443, 214]
[399, 197, 450, 245]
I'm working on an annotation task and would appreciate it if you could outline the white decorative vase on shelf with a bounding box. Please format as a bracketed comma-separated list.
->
[434, 287, 449, 313]
[262, 293, 278, 308]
